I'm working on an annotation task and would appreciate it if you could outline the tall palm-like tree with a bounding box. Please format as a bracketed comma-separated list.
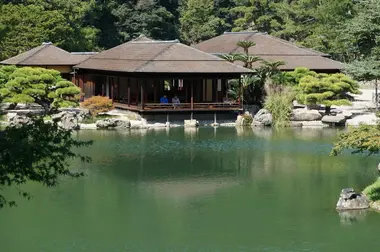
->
[219, 53, 240, 63]
[237, 40, 256, 55]
[238, 54, 262, 69]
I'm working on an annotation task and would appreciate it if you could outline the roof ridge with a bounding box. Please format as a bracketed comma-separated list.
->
[17, 44, 48, 65]
[135, 43, 176, 71]
[130, 40, 180, 44]
[179, 43, 251, 72]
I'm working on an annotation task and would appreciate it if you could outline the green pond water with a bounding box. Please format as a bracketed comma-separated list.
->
[0, 127, 379, 252]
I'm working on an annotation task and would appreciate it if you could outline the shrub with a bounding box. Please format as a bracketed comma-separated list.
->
[363, 178, 380, 201]
[81, 96, 114, 116]
[264, 86, 295, 128]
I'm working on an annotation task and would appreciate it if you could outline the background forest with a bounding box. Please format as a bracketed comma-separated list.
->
[0, 0, 379, 63]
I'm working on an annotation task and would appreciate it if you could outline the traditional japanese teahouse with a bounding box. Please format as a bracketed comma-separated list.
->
[194, 31, 344, 73]
[0, 42, 96, 79]
[74, 37, 251, 113]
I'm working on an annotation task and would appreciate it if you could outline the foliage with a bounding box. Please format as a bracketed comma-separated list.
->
[0, 67, 80, 113]
[363, 178, 380, 202]
[296, 72, 361, 108]
[345, 59, 380, 82]
[179, 0, 225, 44]
[331, 123, 380, 156]
[241, 113, 253, 126]
[112, 0, 177, 42]
[284, 67, 317, 86]
[81, 96, 114, 116]
[264, 86, 295, 128]
[0, 118, 92, 208]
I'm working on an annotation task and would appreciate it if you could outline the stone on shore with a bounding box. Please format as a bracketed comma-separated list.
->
[79, 123, 97, 130]
[59, 111, 80, 130]
[8, 114, 32, 127]
[253, 109, 272, 126]
[130, 119, 148, 129]
[97, 118, 131, 129]
[184, 119, 199, 128]
[321, 115, 346, 126]
[291, 109, 322, 121]
[336, 188, 370, 211]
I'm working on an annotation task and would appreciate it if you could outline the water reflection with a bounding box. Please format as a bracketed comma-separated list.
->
[338, 210, 368, 225]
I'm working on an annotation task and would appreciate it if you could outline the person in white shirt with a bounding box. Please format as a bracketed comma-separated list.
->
[172, 95, 180, 108]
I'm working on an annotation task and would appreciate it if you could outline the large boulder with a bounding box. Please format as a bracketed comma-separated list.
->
[336, 188, 370, 211]
[58, 108, 91, 122]
[321, 115, 346, 126]
[96, 118, 130, 129]
[130, 119, 148, 129]
[253, 109, 272, 126]
[184, 119, 199, 128]
[236, 112, 254, 126]
[60, 112, 80, 130]
[8, 114, 32, 127]
[291, 109, 322, 121]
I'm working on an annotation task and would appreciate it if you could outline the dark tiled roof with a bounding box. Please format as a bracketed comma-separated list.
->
[1, 43, 95, 66]
[75, 40, 251, 73]
[194, 32, 343, 71]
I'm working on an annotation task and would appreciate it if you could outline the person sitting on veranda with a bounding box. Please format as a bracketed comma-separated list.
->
[172, 95, 180, 108]
[160, 95, 168, 104]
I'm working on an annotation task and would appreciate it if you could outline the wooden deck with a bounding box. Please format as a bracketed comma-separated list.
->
[114, 102, 242, 113]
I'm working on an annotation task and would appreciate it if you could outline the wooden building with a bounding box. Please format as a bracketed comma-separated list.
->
[74, 37, 251, 113]
[0, 42, 96, 79]
[194, 31, 344, 73]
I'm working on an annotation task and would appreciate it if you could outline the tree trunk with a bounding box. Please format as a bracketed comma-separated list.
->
[325, 106, 331, 115]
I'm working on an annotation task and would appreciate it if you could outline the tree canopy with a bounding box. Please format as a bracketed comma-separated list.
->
[0, 0, 378, 62]
[0, 67, 81, 113]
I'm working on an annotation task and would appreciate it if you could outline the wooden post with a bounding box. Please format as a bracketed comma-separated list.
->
[127, 78, 131, 107]
[110, 77, 114, 100]
[141, 80, 145, 110]
[191, 80, 194, 110]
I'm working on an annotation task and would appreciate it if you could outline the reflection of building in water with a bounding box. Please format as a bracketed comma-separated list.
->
[184, 127, 198, 139]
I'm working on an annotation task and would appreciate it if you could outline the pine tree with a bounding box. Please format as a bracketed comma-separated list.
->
[0, 67, 81, 113]
[179, 0, 224, 44]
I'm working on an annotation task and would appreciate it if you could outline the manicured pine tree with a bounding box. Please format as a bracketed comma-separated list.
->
[0, 67, 81, 114]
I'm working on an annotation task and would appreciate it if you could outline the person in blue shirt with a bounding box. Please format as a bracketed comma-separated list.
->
[160, 95, 168, 104]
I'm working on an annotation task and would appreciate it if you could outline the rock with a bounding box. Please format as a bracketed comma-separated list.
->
[336, 188, 370, 211]
[60, 112, 80, 130]
[6, 112, 18, 121]
[211, 123, 220, 127]
[291, 109, 322, 121]
[292, 100, 307, 109]
[341, 111, 353, 119]
[96, 118, 130, 129]
[301, 121, 328, 128]
[8, 114, 32, 127]
[130, 119, 148, 129]
[6, 109, 45, 116]
[253, 109, 272, 126]
[0, 103, 13, 111]
[96, 119, 116, 129]
[184, 119, 199, 128]
[58, 108, 90, 122]
[290, 121, 303, 127]
[251, 120, 264, 127]
[321, 115, 346, 126]
[79, 123, 97, 130]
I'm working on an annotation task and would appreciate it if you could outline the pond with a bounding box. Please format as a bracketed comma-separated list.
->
[0, 127, 379, 252]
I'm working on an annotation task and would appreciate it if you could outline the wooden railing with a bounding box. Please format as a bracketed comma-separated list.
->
[144, 102, 240, 110]
[114, 101, 241, 111]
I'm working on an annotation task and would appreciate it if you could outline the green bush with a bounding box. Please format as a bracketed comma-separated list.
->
[81, 96, 114, 116]
[363, 178, 380, 201]
[264, 87, 295, 128]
